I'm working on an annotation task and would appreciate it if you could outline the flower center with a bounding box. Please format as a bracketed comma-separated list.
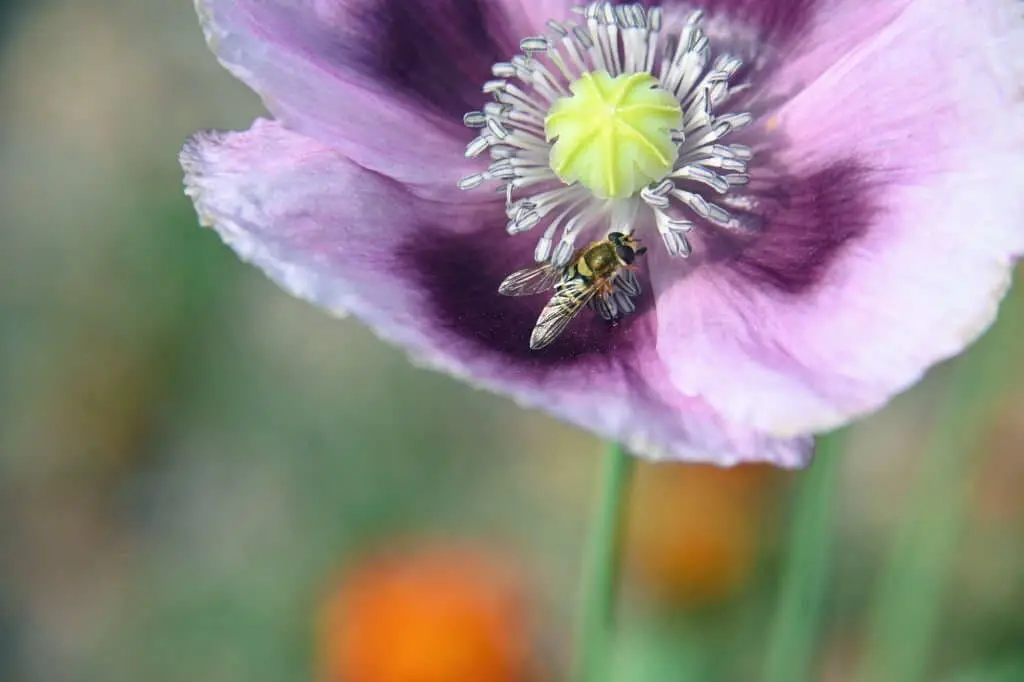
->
[458, 2, 755, 266]
[545, 71, 682, 199]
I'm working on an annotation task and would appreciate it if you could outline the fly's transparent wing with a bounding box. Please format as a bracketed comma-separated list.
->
[499, 264, 562, 296]
[529, 277, 597, 349]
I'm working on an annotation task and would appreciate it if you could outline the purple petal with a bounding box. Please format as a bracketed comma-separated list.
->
[180, 119, 813, 466]
[651, 0, 1024, 437]
[196, 0, 528, 197]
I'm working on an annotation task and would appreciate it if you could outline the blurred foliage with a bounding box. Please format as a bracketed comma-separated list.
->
[1, 2, 1023, 682]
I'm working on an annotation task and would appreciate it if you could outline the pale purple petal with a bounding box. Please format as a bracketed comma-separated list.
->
[651, 0, 1024, 436]
[195, 0, 534, 198]
[180, 119, 812, 466]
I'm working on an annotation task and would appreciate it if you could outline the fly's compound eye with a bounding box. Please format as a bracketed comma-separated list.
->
[616, 245, 636, 265]
[607, 231, 626, 244]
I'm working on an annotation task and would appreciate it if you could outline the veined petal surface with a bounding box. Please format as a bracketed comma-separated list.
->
[651, 0, 1024, 436]
[181, 119, 813, 466]
[196, 0, 537, 198]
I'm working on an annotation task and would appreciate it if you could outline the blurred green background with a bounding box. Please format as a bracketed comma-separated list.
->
[1, 2, 1023, 682]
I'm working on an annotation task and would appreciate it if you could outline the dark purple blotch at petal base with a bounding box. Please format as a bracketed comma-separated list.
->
[346, 0, 515, 122]
[334, 0, 815, 123]
[400, 223, 654, 373]
[728, 161, 876, 295]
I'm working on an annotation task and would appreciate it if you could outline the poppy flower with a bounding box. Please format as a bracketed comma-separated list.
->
[181, 0, 1024, 466]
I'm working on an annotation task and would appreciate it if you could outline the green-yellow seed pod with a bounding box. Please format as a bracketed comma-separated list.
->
[545, 71, 682, 199]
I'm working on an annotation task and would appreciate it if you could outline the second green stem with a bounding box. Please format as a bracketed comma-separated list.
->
[572, 442, 635, 682]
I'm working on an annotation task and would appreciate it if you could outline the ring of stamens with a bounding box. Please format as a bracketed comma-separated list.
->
[459, 2, 754, 265]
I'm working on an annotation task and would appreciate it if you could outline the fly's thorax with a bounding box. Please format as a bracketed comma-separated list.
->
[581, 242, 621, 279]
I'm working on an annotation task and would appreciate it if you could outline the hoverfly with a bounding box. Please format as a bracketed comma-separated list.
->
[499, 232, 647, 350]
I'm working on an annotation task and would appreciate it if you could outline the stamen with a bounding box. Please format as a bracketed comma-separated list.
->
[459, 1, 755, 262]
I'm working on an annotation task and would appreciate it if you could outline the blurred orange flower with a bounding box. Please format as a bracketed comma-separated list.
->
[318, 544, 534, 682]
[626, 462, 781, 607]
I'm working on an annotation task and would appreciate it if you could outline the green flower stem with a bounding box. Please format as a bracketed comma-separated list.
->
[856, 414, 974, 682]
[763, 431, 844, 682]
[572, 442, 636, 682]
[857, 287, 1021, 682]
